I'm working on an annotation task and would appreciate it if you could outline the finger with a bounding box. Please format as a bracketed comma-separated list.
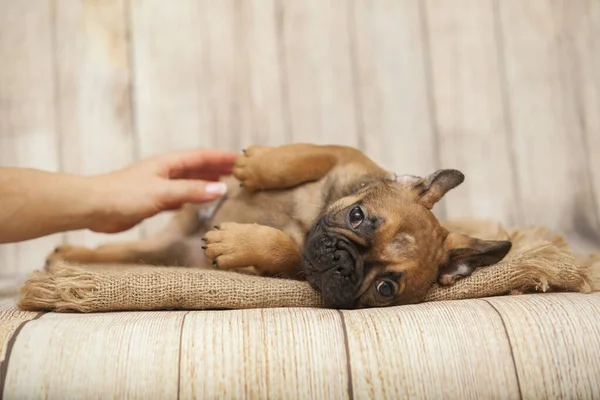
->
[175, 164, 234, 180]
[180, 173, 223, 182]
[158, 149, 238, 178]
[158, 180, 228, 209]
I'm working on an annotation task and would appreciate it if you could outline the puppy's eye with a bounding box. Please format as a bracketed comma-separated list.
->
[348, 207, 364, 229]
[374, 279, 397, 298]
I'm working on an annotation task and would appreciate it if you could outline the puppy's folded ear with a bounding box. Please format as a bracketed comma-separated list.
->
[396, 169, 464, 209]
[438, 232, 512, 286]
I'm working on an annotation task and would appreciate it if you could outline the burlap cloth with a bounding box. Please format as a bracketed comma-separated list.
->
[18, 220, 599, 312]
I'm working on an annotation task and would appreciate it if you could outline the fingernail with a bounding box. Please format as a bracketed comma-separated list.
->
[205, 182, 227, 195]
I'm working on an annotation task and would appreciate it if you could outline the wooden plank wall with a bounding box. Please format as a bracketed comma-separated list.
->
[1, 0, 599, 279]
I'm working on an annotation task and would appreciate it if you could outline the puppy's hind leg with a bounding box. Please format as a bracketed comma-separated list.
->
[47, 239, 192, 267]
[47, 204, 212, 268]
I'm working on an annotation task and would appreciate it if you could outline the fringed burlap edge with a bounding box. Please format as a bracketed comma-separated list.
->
[18, 266, 98, 313]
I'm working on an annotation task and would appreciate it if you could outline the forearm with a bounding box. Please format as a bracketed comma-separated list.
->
[0, 167, 104, 243]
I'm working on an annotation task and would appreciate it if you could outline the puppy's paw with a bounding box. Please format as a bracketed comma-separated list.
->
[46, 244, 95, 267]
[233, 145, 272, 191]
[437, 274, 459, 286]
[202, 222, 257, 270]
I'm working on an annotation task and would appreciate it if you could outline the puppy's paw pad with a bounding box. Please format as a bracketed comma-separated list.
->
[202, 223, 254, 269]
[437, 274, 459, 286]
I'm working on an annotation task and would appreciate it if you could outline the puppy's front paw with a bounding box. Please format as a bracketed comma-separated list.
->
[202, 223, 257, 270]
[233, 145, 271, 191]
[46, 244, 95, 267]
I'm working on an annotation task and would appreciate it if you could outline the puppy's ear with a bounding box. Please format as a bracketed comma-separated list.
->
[396, 170, 464, 209]
[438, 232, 512, 286]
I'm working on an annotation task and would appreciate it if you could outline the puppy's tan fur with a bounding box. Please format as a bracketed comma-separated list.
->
[49, 144, 511, 308]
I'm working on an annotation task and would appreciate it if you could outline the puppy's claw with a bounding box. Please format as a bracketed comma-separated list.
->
[213, 258, 219, 267]
[201, 246, 207, 250]
[53, 246, 60, 253]
[201, 237, 207, 242]
[242, 148, 246, 154]
[214, 225, 220, 230]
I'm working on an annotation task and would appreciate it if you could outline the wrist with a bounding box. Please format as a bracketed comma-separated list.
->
[0, 167, 119, 243]
[54, 173, 109, 232]
[82, 173, 122, 231]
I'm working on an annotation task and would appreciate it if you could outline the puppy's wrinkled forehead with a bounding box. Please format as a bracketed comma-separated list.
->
[365, 183, 441, 232]
[327, 178, 443, 243]
[328, 178, 426, 214]
[326, 178, 405, 212]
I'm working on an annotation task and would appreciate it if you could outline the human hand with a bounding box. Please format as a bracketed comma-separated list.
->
[89, 149, 238, 234]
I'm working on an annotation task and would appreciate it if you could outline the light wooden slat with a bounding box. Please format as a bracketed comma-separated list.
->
[187, 0, 281, 148]
[197, 0, 288, 149]
[352, 0, 437, 177]
[131, 0, 287, 152]
[129, 0, 211, 154]
[424, 0, 519, 225]
[279, 0, 359, 146]
[0, 1, 62, 277]
[341, 299, 520, 399]
[55, 0, 141, 248]
[498, 0, 598, 232]
[3, 311, 185, 399]
[585, 0, 600, 241]
[0, 298, 39, 363]
[554, 1, 600, 243]
[486, 293, 600, 399]
[195, 0, 237, 150]
[179, 308, 349, 399]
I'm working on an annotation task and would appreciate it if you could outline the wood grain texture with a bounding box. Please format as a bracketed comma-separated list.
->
[552, 0, 600, 244]
[3, 311, 185, 399]
[0, 299, 39, 363]
[498, 0, 599, 232]
[424, 0, 519, 225]
[341, 299, 521, 399]
[54, 0, 141, 247]
[351, 0, 437, 176]
[179, 308, 349, 399]
[2, 294, 599, 398]
[198, 0, 289, 149]
[128, 0, 210, 154]
[279, 0, 360, 146]
[486, 293, 600, 399]
[0, 0, 62, 277]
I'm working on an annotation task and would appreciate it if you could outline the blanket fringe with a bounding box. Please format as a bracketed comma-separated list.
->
[18, 262, 97, 312]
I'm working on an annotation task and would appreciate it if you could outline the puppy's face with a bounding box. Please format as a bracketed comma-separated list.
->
[302, 170, 512, 309]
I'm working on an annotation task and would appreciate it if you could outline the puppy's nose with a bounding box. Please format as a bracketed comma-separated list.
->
[333, 250, 354, 276]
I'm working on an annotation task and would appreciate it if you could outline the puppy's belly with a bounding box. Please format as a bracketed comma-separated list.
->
[183, 178, 322, 268]
[181, 236, 213, 268]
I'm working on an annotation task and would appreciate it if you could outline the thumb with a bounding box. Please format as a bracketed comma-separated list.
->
[159, 180, 228, 209]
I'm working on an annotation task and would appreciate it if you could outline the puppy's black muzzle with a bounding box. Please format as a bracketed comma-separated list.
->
[302, 228, 364, 309]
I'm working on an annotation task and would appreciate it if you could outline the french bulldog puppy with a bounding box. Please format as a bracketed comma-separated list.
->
[48, 144, 512, 309]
